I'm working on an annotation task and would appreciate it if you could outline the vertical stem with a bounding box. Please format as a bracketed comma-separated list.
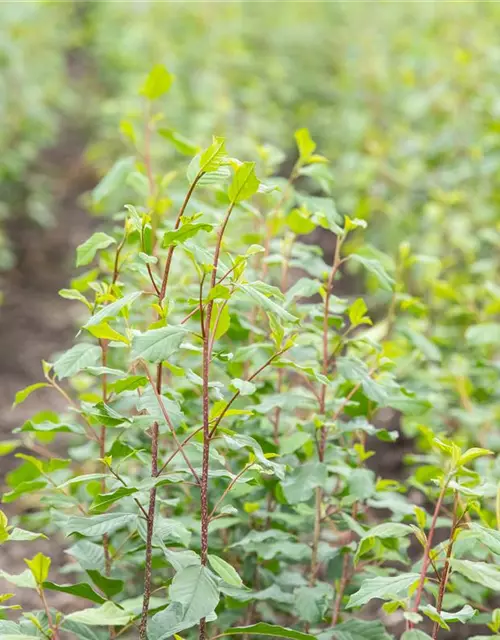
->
[431, 491, 459, 640]
[200, 203, 235, 640]
[411, 480, 449, 624]
[332, 553, 350, 626]
[310, 487, 322, 585]
[99, 340, 111, 577]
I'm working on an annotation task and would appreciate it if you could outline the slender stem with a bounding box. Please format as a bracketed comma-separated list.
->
[411, 480, 449, 623]
[209, 463, 253, 519]
[159, 172, 203, 303]
[431, 491, 459, 640]
[332, 553, 350, 626]
[310, 487, 322, 585]
[39, 587, 59, 639]
[142, 364, 201, 484]
[99, 340, 112, 577]
[208, 348, 288, 439]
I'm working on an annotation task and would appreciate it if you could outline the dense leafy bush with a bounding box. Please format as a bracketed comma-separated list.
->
[3, 66, 500, 640]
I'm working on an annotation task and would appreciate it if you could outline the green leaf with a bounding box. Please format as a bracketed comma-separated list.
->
[230, 379, 256, 396]
[282, 462, 327, 503]
[158, 128, 200, 156]
[112, 375, 148, 394]
[43, 581, 106, 604]
[240, 283, 298, 323]
[86, 322, 129, 344]
[66, 513, 137, 538]
[280, 432, 311, 455]
[84, 292, 142, 328]
[60, 620, 102, 640]
[295, 128, 316, 162]
[65, 601, 133, 626]
[218, 623, 316, 640]
[132, 325, 188, 363]
[294, 584, 331, 624]
[24, 553, 50, 585]
[350, 254, 394, 291]
[401, 632, 433, 640]
[208, 554, 243, 587]
[458, 447, 493, 467]
[89, 487, 138, 514]
[421, 604, 477, 630]
[140, 64, 174, 100]
[348, 298, 371, 327]
[53, 343, 101, 379]
[330, 618, 394, 640]
[162, 223, 213, 248]
[228, 162, 260, 203]
[210, 303, 231, 341]
[87, 570, 124, 599]
[12, 383, 49, 408]
[0, 569, 36, 589]
[76, 233, 116, 268]
[7, 528, 47, 542]
[148, 566, 219, 640]
[467, 523, 500, 555]
[199, 136, 227, 173]
[287, 208, 317, 235]
[450, 559, 500, 590]
[465, 323, 500, 347]
[92, 157, 134, 204]
[347, 573, 420, 608]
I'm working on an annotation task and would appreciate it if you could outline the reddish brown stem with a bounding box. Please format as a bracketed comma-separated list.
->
[431, 491, 459, 640]
[411, 480, 449, 624]
[159, 172, 203, 303]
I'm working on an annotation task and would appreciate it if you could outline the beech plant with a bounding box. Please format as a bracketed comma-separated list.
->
[2, 66, 500, 640]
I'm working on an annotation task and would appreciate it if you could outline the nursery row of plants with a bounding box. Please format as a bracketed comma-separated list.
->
[1, 64, 500, 639]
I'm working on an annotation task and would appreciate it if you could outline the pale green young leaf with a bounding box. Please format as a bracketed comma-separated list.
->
[140, 64, 174, 100]
[13, 383, 49, 408]
[211, 303, 231, 341]
[24, 553, 50, 585]
[199, 136, 227, 173]
[86, 322, 129, 344]
[294, 128, 316, 162]
[228, 162, 260, 203]
[230, 379, 256, 396]
[76, 232, 116, 267]
[348, 298, 371, 327]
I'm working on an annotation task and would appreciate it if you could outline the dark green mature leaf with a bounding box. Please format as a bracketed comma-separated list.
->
[239, 283, 298, 323]
[347, 573, 420, 608]
[89, 487, 138, 514]
[218, 623, 316, 640]
[87, 570, 124, 599]
[60, 620, 103, 640]
[132, 325, 188, 363]
[76, 233, 116, 267]
[43, 581, 106, 604]
[294, 584, 331, 624]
